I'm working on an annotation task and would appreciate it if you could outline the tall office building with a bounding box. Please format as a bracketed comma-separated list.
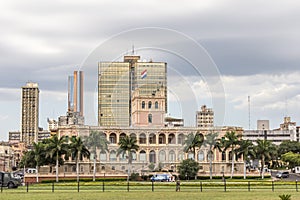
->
[196, 105, 214, 128]
[98, 55, 167, 127]
[21, 82, 39, 147]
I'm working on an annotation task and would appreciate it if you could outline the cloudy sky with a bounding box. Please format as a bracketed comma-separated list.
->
[1, 0, 300, 141]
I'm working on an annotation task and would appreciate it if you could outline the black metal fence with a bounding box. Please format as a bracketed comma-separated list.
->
[1, 180, 299, 193]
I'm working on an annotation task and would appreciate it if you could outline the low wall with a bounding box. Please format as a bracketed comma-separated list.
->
[24, 174, 127, 183]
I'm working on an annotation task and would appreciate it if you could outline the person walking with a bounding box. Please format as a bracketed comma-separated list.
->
[176, 179, 180, 192]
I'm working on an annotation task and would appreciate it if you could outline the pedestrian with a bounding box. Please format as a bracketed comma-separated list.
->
[176, 179, 180, 192]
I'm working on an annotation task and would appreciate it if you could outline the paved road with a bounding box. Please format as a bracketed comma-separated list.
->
[271, 170, 300, 181]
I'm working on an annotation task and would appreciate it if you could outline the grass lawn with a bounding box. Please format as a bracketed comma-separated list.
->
[0, 181, 299, 200]
[1, 190, 300, 200]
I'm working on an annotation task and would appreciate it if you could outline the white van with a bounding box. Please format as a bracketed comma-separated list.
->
[292, 166, 300, 173]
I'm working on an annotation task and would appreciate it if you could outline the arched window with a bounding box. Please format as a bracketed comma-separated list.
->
[149, 133, 156, 144]
[148, 114, 152, 123]
[178, 133, 184, 145]
[198, 151, 204, 161]
[142, 101, 145, 109]
[139, 133, 146, 144]
[119, 133, 126, 140]
[207, 150, 214, 161]
[222, 151, 226, 161]
[130, 133, 137, 141]
[159, 133, 166, 144]
[132, 150, 137, 161]
[119, 153, 126, 161]
[155, 101, 158, 109]
[159, 150, 166, 162]
[139, 150, 146, 161]
[100, 150, 106, 161]
[188, 152, 194, 160]
[169, 150, 176, 162]
[168, 133, 175, 144]
[149, 150, 156, 163]
[109, 150, 117, 161]
[178, 151, 184, 161]
[148, 101, 152, 109]
[109, 133, 117, 144]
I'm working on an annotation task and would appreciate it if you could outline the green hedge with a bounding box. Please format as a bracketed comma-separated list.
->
[196, 175, 271, 180]
[41, 177, 126, 183]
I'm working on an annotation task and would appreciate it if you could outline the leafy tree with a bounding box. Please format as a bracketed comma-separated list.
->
[203, 132, 219, 180]
[70, 136, 90, 182]
[254, 139, 276, 179]
[19, 150, 35, 169]
[117, 135, 139, 182]
[236, 139, 255, 179]
[281, 151, 300, 168]
[278, 141, 300, 157]
[178, 159, 200, 180]
[84, 131, 109, 181]
[46, 135, 69, 182]
[183, 132, 204, 160]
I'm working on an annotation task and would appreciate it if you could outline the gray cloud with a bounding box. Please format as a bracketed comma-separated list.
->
[1, 0, 300, 140]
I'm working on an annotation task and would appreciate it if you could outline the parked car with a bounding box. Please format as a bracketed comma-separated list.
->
[0, 171, 22, 188]
[150, 174, 171, 182]
[26, 168, 37, 174]
[276, 171, 289, 178]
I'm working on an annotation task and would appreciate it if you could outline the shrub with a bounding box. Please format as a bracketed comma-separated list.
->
[130, 173, 139, 181]
[279, 194, 292, 200]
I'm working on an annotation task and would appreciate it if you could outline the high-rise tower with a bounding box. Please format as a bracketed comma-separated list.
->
[68, 71, 84, 116]
[196, 105, 214, 128]
[98, 55, 167, 127]
[59, 71, 84, 126]
[21, 82, 39, 147]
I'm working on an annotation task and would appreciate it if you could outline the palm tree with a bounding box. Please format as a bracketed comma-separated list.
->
[222, 131, 241, 178]
[70, 136, 90, 182]
[84, 131, 109, 181]
[117, 135, 139, 182]
[183, 132, 204, 160]
[32, 142, 45, 183]
[236, 139, 255, 179]
[203, 132, 219, 180]
[46, 135, 69, 182]
[254, 139, 276, 179]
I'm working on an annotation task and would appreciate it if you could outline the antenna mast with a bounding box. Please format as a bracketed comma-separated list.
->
[132, 44, 135, 55]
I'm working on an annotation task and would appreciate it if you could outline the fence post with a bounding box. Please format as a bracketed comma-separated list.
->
[200, 181, 202, 192]
[296, 180, 298, 192]
[26, 182, 29, 193]
[52, 182, 54, 192]
[152, 180, 154, 192]
[248, 181, 250, 192]
[1, 182, 3, 193]
[224, 180, 226, 192]
[127, 181, 129, 192]
[272, 181, 274, 192]
[77, 181, 80, 192]
[102, 181, 105, 192]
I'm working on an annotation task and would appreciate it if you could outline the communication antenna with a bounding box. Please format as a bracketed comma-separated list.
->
[132, 44, 135, 55]
[248, 95, 251, 130]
